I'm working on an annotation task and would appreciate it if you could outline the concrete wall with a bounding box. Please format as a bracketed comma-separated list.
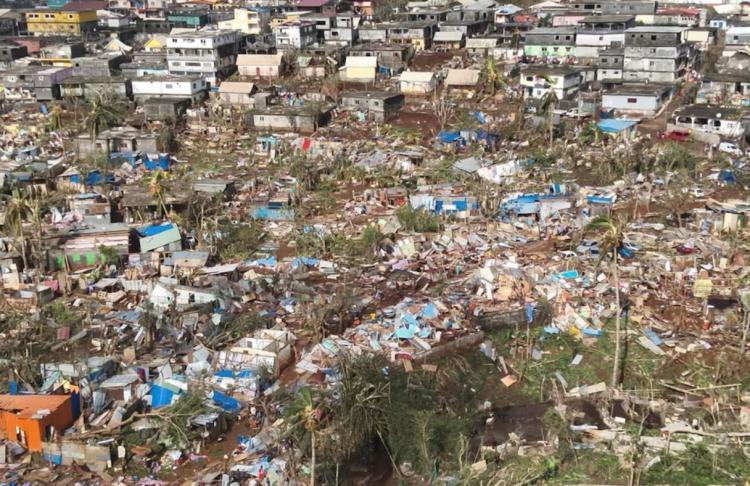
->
[602, 93, 660, 114]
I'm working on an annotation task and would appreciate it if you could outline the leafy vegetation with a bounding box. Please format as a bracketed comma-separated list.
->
[396, 205, 441, 233]
[217, 222, 266, 261]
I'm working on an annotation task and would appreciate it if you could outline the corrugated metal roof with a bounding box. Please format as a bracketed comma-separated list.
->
[466, 38, 499, 48]
[219, 81, 255, 94]
[434, 31, 464, 42]
[445, 69, 480, 86]
[399, 71, 435, 83]
[236, 53, 283, 67]
[345, 56, 378, 68]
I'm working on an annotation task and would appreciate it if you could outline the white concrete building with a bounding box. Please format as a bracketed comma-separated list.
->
[272, 21, 316, 50]
[166, 30, 240, 85]
[520, 65, 583, 100]
[601, 83, 673, 116]
[131, 75, 207, 103]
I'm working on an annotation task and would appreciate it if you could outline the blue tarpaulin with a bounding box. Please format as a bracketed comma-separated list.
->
[213, 390, 241, 413]
[138, 223, 175, 237]
[250, 206, 295, 221]
[151, 384, 174, 408]
[719, 170, 736, 184]
[438, 131, 462, 143]
[587, 195, 614, 205]
[597, 119, 637, 134]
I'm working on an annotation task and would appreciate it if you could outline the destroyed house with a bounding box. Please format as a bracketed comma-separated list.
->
[99, 374, 141, 403]
[698, 71, 750, 106]
[67, 193, 111, 225]
[136, 223, 182, 253]
[340, 92, 404, 122]
[216, 329, 295, 377]
[59, 76, 130, 99]
[246, 104, 334, 134]
[192, 179, 236, 197]
[74, 127, 159, 157]
[121, 185, 188, 222]
[143, 97, 192, 121]
[175, 285, 218, 307]
[40, 357, 116, 387]
[0, 394, 78, 452]
[0, 42, 27, 63]
[348, 43, 410, 72]
[249, 197, 295, 221]
[48, 223, 131, 271]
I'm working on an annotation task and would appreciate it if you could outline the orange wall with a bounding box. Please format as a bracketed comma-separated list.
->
[0, 397, 73, 452]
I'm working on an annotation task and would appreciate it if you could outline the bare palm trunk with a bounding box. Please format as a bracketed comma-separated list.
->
[310, 432, 316, 486]
[741, 310, 749, 356]
[612, 247, 622, 388]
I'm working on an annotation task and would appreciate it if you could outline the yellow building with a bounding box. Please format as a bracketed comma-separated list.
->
[25, 8, 97, 36]
[218, 8, 269, 35]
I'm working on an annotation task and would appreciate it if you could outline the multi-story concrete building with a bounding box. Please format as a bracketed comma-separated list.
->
[723, 26, 750, 57]
[25, 6, 97, 36]
[218, 8, 270, 35]
[520, 65, 584, 100]
[596, 47, 624, 81]
[381, 21, 436, 51]
[575, 14, 634, 59]
[272, 21, 316, 50]
[601, 1, 655, 16]
[523, 27, 576, 59]
[623, 26, 688, 83]
[166, 30, 240, 85]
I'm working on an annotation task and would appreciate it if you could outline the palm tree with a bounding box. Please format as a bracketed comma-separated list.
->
[146, 170, 170, 218]
[482, 56, 500, 96]
[586, 216, 626, 388]
[285, 387, 323, 486]
[5, 190, 32, 270]
[538, 75, 559, 144]
[83, 91, 127, 149]
[337, 358, 400, 474]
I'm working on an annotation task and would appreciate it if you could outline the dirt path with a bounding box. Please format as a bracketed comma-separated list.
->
[637, 81, 695, 135]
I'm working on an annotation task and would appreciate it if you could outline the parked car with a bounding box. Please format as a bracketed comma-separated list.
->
[564, 108, 591, 119]
[657, 131, 690, 142]
[718, 142, 744, 157]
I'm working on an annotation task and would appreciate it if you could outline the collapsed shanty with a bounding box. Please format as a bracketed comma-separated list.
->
[0, 0, 747, 484]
